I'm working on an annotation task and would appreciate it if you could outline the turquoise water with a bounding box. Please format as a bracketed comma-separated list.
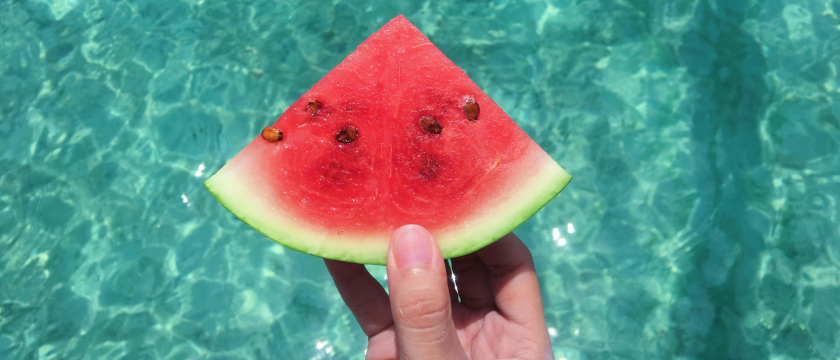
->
[1, 0, 839, 359]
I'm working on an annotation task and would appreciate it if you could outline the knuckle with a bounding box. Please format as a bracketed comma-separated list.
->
[352, 296, 384, 319]
[495, 254, 531, 275]
[484, 241, 537, 276]
[331, 270, 358, 284]
[396, 288, 450, 330]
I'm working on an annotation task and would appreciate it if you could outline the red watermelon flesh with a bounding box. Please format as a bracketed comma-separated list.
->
[205, 15, 571, 265]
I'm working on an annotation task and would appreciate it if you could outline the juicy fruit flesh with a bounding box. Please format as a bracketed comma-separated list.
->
[206, 15, 571, 263]
[230, 17, 543, 233]
[253, 86, 525, 235]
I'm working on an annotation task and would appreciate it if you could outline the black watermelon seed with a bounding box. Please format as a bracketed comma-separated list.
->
[420, 116, 443, 134]
[336, 125, 359, 143]
[306, 100, 323, 115]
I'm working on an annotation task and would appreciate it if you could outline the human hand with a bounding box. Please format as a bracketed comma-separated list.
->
[325, 225, 554, 360]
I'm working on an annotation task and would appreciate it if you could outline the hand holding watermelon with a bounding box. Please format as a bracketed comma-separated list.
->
[325, 225, 554, 360]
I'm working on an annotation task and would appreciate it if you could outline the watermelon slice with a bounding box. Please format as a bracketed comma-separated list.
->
[205, 15, 571, 265]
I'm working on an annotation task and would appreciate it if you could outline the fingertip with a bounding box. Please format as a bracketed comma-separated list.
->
[392, 224, 432, 237]
[324, 257, 356, 271]
[323, 258, 340, 269]
[477, 232, 534, 275]
[390, 224, 435, 268]
[325, 259, 371, 284]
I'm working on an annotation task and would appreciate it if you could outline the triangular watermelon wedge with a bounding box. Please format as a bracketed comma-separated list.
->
[205, 15, 571, 265]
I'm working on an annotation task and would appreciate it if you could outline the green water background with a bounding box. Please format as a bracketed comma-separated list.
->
[2, 0, 840, 359]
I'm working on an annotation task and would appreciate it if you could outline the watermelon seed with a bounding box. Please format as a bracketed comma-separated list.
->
[420, 157, 440, 179]
[261, 126, 283, 142]
[336, 125, 359, 143]
[420, 116, 443, 134]
[464, 99, 480, 121]
[306, 100, 322, 115]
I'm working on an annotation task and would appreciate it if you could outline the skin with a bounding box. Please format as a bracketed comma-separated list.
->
[325, 225, 555, 360]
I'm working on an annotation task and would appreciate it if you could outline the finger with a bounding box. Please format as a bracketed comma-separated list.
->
[475, 233, 547, 327]
[450, 254, 495, 310]
[324, 259, 393, 336]
[365, 326, 398, 360]
[386, 225, 468, 360]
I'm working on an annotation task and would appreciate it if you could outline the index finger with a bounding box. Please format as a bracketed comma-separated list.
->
[475, 233, 547, 327]
[324, 259, 394, 336]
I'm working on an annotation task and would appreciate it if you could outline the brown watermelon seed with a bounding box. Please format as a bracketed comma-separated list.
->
[420, 116, 443, 134]
[420, 156, 440, 179]
[306, 100, 322, 115]
[464, 98, 480, 121]
[336, 125, 358, 143]
[261, 126, 283, 142]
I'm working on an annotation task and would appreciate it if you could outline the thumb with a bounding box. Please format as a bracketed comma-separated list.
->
[386, 225, 467, 360]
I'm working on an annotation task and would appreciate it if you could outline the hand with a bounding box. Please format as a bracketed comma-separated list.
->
[325, 225, 554, 360]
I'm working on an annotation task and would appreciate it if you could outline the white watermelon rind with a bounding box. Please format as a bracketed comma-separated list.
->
[204, 146, 571, 265]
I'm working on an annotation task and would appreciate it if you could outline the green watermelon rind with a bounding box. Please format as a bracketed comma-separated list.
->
[437, 166, 572, 260]
[204, 150, 571, 265]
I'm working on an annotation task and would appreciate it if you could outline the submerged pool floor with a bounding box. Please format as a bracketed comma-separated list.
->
[1, 0, 839, 359]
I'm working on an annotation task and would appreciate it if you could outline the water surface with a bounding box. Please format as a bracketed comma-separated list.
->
[1, 0, 839, 359]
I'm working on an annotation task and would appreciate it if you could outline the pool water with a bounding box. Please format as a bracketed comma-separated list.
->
[1, 0, 839, 359]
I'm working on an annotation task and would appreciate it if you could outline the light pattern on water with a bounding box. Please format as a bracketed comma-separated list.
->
[1, 0, 839, 359]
